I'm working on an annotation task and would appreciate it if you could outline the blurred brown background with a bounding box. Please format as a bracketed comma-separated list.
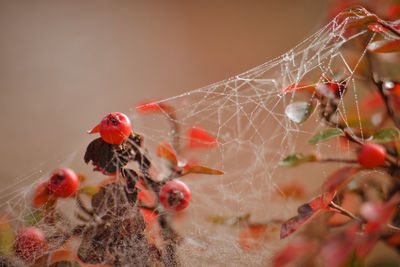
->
[0, 0, 329, 186]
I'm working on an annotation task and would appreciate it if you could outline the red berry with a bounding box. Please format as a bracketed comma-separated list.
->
[33, 180, 51, 207]
[357, 142, 386, 168]
[48, 168, 80, 198]
[159, 180, 191, 212]
[14, 227, 47, 263]
[99, 112, 132, 144]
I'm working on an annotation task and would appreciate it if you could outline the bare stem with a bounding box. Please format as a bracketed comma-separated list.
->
[318, 158, 358, 164]
[329, 201, 363, 222]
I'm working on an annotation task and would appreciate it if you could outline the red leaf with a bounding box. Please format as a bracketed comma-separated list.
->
[157, 142, 178, 166]
[272, 239, 317, 267]
[368, 39, 400, 53]
[280, 192, 335, 239]
[321, 223, 359, 267]
[184, 165, 224, 175]
[137, 189, 156, 207]
[187, 126, 218, 148]
[322, 167, 360, 193]
[357, 194, 400, 259]
[280, 83, 315, 94]
[140, 208, 157, 224]
[87, 123, 100, 134]
[368, 24, 389, 32]
[238, 224, 269, 251]
[359, 91, 384, 110]
[135, 100, 173, 114]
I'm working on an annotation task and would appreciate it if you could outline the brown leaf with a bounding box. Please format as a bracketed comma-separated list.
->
[84, 138, 130, 174]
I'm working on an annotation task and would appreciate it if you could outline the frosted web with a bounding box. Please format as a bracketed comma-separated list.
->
[0, 9, 396, 266]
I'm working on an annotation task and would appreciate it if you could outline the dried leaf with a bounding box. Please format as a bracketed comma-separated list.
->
[84, 138, 129, 174]
[185, 165, 224, 175]
[157, 142, 178, 166]
[92, 183, 138, 220]
[279, 153, 317, 167]
[308, 128, 343, 144]
[322, 167, 360, 193]
[187, 126, 218, 148]
[280, 192, 335, 239]
[370, 128, 400, 143]
[368, 39, 400, 53]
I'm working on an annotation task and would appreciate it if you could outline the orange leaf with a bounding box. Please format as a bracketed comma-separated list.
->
[87, 123, 100, 134]
[157, 142, 178, 166]
[238, 224, 269, 251]
[185, 165, 224, 175]
[322, 167, 360, 193]
[187, 126, 218, 148]
[135, 100, 173, 114]
[280, 83, 315, 94]
[275, 182, 306, 199]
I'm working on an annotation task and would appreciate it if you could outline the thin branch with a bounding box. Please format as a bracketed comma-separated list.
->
[329, 201, 363, 222]
[318, 158, 358, 164]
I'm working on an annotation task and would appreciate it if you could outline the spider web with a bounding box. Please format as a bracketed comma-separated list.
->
[0, 11, 395, 266]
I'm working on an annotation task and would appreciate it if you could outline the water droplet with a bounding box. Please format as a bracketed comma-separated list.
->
[285, 101, 314, 123]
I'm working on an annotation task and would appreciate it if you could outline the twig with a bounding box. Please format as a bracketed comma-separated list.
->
[329, 201, 363, 222]
[318, 158, 358, 164]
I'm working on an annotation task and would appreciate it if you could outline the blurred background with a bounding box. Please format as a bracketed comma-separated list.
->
[0, 0, 329, 186]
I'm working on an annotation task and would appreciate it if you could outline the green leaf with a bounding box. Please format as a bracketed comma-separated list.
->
[24, 210, 42, 226]
[279, 153, 317, 167]
[207, 213, 250, 225]
[79, 185, 99, 197]
[371, 128, 399, 143]
[308, 128, 343, 144]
